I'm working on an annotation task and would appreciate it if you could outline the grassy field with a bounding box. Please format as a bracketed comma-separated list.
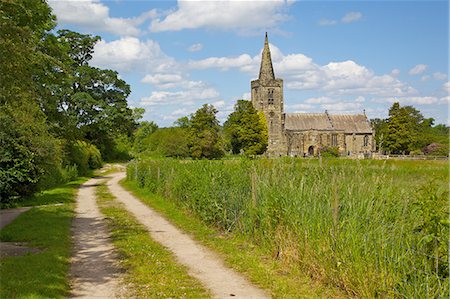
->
[95, 184, 211, 298]
[126, 158, 449, 298]
[0, 178, 86, 298]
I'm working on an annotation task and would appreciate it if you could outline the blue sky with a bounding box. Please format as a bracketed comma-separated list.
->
[48, 0, 449, 126]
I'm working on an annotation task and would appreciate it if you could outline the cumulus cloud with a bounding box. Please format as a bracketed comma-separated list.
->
[141, 73, 205, 89]
[189, 44, 415, 97]
[150, 0, 291, 33]
[141, 88, 220, 106]
[391, 69, 400, 76]
[443, 81, 450, 92]
[48, 0, 156, 36]
[409, 64, 428, 75]
[433, 72, 447, 80]
[341, 12, 363, 24]
[188, 43, 203, 52]
[91, 37, 177, 73]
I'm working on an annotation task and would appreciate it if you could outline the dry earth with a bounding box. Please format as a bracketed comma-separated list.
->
[69, 177, 125, 298]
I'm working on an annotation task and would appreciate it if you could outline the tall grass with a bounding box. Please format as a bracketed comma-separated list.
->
[127, 158, 449, 297]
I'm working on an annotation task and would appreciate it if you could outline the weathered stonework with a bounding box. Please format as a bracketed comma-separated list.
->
[251, 34, 375, 157]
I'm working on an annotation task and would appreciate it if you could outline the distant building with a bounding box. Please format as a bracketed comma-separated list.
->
[251, 33, 375, 157]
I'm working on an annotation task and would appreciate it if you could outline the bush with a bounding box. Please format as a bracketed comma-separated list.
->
[423, 143, 448, 156]
[0, 103, 62, 204]
[319, 146, 340, 157]
[67, 140, 102, 175]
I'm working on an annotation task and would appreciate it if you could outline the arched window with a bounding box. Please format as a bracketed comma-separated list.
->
[363, 135, 369, 147]
[268, 89, 274, 105]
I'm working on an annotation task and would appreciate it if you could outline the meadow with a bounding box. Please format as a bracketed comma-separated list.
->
[127, 158, 448, 298]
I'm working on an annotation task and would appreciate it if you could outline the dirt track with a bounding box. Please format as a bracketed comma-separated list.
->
[69, 177, 123, 298]
[107, 171, 269, 299]
[69, 171, 269, 298]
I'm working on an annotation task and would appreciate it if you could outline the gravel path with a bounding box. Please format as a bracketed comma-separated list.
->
[69, 177, 123, 298]
[107, 171, 269, 299]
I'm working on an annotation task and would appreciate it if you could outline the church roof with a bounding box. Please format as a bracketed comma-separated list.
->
[285, 112, 372, 133]
[258, 33, 276, 82]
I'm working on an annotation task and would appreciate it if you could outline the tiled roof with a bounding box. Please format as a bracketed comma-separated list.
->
[285, 112, 372, 133]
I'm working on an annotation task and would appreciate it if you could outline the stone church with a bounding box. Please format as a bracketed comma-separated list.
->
[251, 34, 375, 157]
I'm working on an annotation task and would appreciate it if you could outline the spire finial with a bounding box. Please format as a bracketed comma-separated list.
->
[259, 33, 275, 82]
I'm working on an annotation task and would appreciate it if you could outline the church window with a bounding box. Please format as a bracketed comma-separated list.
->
[332, 134, 338, 147]
[364, 135, 369, 146]
[268, 89, 274, 105]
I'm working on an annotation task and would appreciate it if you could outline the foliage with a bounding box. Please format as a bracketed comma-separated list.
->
[413, 182, 449, 278]
[224, 100, 268, 156]
[318, 146, 339, 157]
[139, 127, 190, 158]
[133, 121, 159, 153]
[0, 102, 62, 204]
[423, 143, 448, 156]
[188, 104, 224, 159]
[66, 140, 102, 176]
[373, 102, 448, 155]
[128, 158, 449, 298]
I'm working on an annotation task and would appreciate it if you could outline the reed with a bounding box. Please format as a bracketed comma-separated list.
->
[127, 158, 449, 297]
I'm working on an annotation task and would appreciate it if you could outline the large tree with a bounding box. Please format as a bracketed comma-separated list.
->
[0, 0, 62, 202]
[224, 100, 268, 156]
[189, 104, 224, 159]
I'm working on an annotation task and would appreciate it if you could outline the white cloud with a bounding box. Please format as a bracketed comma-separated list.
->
[355, 96, 365, 102]
[318, 19, 337, 26]
[443, 81, 450, 92]
[91, 37, 177, 73]
[305, 97, 336, 104]
[322, 102, 363, 112]
[439, 96, 450, 104]
[241, 92, 251, 100]
[48, 0, 156, 36]
[141, 73, 205, 89]
[141, 88, 220, 106]
[189, 44, 416, 97]
[433, 72, 447, 80]
[421, 75, 430, 81]
[409, 64, 428, 75]
[341, 12, 363, 24]
[188, 43, 203, 52]
[391, 69, 400, 76]
[189, 54, 254, 70]
[150, 0, 291, 33]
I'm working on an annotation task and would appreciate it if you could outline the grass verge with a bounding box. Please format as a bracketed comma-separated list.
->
[95, 184, 211, 298]
[0, 178, 87, 298]
[121, 179, 346, 298]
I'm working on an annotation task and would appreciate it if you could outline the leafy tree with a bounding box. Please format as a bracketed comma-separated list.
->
[370, 118, 388, 153]
[189, 104, 224, 159]
[133, 121, 159, 153]
[174, 116, 191, 128]
[224, 100, 268, 156]
[385, 103, 424, 154]
[139, 128, 189, 158]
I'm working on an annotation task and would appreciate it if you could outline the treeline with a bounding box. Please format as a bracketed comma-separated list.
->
[371, 102, 449, 155]
[0, 0, 138, 204]
[133, 100, 268, 159]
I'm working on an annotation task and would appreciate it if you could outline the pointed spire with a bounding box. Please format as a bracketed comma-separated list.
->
[258, 32, 275, 82]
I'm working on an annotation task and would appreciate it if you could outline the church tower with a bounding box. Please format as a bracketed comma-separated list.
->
[251, 33, 285, 155]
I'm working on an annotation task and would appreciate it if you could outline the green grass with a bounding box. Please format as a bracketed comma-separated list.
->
[95, 184, 211, 298]
[0, 178, 86, 298]
[126, 157, 449, 298]
[121, 179, 346, 298]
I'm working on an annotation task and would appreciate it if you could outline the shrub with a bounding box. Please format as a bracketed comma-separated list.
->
[319, 146, 340, 157]
[0, 103, 62, 204]
[67, 140, 102, 175]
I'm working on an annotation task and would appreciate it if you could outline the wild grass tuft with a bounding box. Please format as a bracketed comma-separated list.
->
[127, 158, 449, 297]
